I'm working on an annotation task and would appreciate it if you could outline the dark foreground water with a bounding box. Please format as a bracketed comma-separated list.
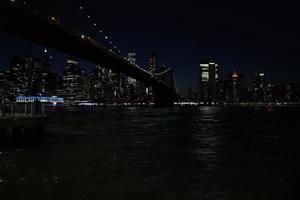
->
[0, 106, 300, 199]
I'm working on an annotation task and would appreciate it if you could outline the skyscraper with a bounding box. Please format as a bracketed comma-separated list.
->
[89, 65, 106, 102]
[199, 61, 219, 102]
[127, 50, 137, 65]
[127, 50, 137, 102]
[40, 49, 57, 96]
[148, 53, 158, 72]
[9, 56, 28, 97]
[253, 72, 266, 102]
[127, 50, 137, 86]
[145, 53, 159, 102]
[62, 59, 85, 104]
[228, 70, 246, 104]
[0, 70, 9, 100]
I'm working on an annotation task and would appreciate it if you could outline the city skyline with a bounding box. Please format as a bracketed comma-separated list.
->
[1, 0, 300, 93]
[1, 2, 300, 199]
[0, 47, 298, 93]
[2, 50, 299, 105]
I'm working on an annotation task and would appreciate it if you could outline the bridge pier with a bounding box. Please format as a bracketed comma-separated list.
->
[153, 87, 175, 106]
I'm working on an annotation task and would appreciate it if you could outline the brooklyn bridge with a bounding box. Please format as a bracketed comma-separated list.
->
[0, 0, 179, 106]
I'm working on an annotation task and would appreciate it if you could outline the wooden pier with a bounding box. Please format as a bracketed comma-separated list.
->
[0, 103, 49, 143]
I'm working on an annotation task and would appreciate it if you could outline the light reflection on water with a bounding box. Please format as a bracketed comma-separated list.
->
[0, 106, 299, 199]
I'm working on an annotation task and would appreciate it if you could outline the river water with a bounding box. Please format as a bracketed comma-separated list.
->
[0, 106, 299, 199]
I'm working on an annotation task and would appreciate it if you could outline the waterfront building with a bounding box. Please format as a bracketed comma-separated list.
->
[198, 61, 219, 102]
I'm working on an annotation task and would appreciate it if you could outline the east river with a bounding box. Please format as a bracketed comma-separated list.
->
[0, 106, 299, 199]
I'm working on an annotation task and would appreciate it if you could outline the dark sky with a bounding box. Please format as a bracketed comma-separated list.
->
[1, 0, 300, 93]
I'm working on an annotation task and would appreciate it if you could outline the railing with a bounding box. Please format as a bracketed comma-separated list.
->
[0, 102, 46, 119]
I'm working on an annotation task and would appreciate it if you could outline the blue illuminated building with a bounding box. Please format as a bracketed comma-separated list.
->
[16, 96, 64, 103]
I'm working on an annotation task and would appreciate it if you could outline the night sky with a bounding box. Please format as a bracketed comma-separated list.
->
[1, 0, 300, 93]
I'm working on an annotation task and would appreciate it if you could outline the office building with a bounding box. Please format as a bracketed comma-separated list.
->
[62, 59, 85, 103]
[253, 72, 266, 102]
[199, 61, 219, 102]
[148, 53, 158, 72]
[228, 70, 246, 104]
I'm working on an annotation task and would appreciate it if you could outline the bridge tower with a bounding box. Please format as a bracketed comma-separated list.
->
[152, 66, 178, 106]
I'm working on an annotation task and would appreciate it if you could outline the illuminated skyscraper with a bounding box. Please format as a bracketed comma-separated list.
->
[89, 65, 106, 102]
[40, 49, 57, 96]
[148, 53, 158, 72]
[9, 56, 27, 97]
[127, 50, 137, 65]
[127, 50, 138, 102]
[62, 59, 85, 104]
[145, 53, 159, 102]
[127, 50, 137, 86]
[199, 61, 219, 102]
[228, 70, 246, 104]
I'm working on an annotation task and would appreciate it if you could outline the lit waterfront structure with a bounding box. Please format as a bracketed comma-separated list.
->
[253, 72, 266, 102]
[199, 61, 219, 102]
[16, 96, 64, 104]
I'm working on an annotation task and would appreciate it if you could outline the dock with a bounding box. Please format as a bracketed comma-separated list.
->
[0, 103, 49, 143]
